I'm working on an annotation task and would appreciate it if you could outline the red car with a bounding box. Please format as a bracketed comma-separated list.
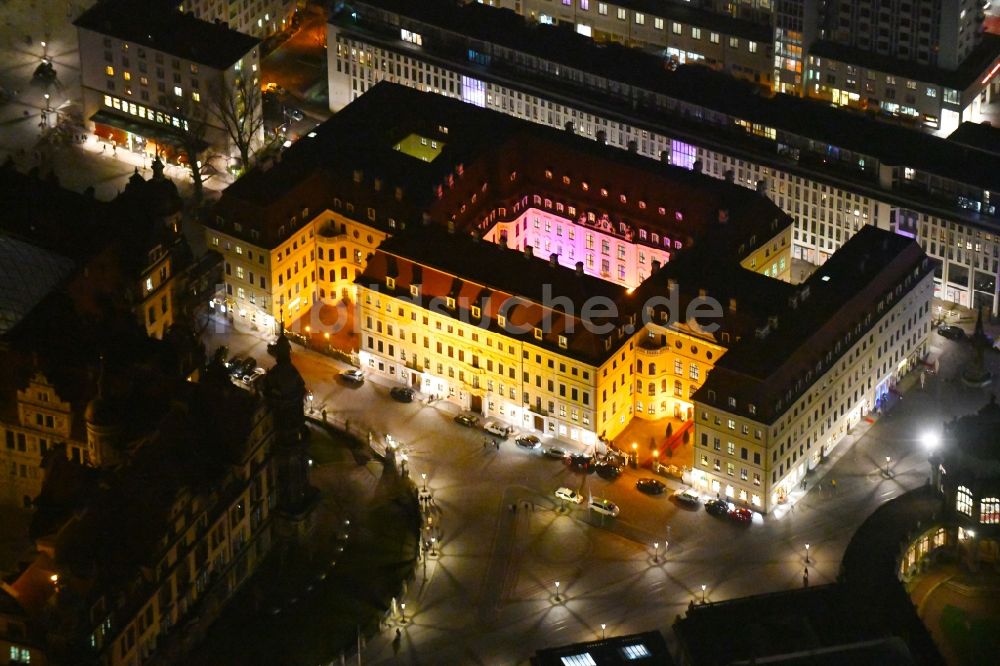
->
[728, 507, 753, 525]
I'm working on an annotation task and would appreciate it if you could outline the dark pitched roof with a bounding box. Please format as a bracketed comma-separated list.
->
[74, 0, 259, 69]
[673, 584, 921, 666]
[694, 227, 932, 423]
[360, 225, 630, 365]
[943, 395, 1000, 464]
[947, 120, 1000, 156]
[531, 630, 672, 666]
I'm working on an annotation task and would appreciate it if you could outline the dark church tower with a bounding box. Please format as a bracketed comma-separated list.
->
[263, 326, 317, 537]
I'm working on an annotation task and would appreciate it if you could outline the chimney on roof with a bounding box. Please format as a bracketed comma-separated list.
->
[525, 245, 534, 260]
[667, 278, 677, 291]
[699, 288, 707, 298]
[692, 159, 703, 173]
[447, 220, 455, 234]
[651, 259, 661, 273]
[724, 169, 735, 183]
[565, 121, 575, 134]
[575, 261, 584, 276]
[627, 140, 638, 153]
[550, 253, 559, 268]
[660, 150, 669, 164]
[756, 178, 769, 194]
[596, 130, 607, 144]
[729, 298, 737, 311]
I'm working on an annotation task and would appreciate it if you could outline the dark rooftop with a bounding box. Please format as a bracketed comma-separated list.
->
[530, 630, 672, 666]
[947, 121, 1000, 157]
[74, 0, 259, 69]
[694, 227, 931, 423]
[943, 395, 1000, 465]
[673, 584, 919, 666]
[809, 34, 1000, 91]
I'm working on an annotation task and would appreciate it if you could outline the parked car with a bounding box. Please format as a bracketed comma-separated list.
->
[937, 325, 965, 340]
[728, 506, 754, 525]
[515, 435, 541, 449]
[672, 487, 701, 506]
[662, 464, 683, 479]
[241, 367, 265, 384]
[544, 446, 568, 459]
[595, 461, 623, 480]
[340, 369, 365, 384]
[589, 497, 620, 517]
[636, 478, 666, 495]
[705, 498, 729, 517]
[554, 487, 584, 504]
[567, 453, 595, 470]
[389, 387, 414, 402]
[454, 414, 479, 428]
[483, 421, 510, 438]
[264, 81, 287, 95]
[286, 107, 305, 121]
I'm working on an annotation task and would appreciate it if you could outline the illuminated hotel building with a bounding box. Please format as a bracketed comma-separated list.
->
[693, 227, 933, 512]
[329, 0, 1000, 314]
[75, 0, 262, 167]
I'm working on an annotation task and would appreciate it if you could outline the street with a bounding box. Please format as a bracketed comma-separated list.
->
[203, 308, 998, 663]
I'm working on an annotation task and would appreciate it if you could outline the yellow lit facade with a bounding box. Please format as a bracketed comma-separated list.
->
[206, 208, 387, 331]
[138, 247, 175, 340]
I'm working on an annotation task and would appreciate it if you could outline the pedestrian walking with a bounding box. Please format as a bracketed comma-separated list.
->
[803, 568, 809, 587]
[494, 439, 499, 450]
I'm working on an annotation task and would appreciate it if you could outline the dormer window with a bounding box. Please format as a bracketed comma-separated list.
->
[533, 327, 543, 340]
[582, 182, 589, 191]
[748, 404, 757, 415]
[558, 335, 568, 348]
[409, 285, 419, 297]
[498, 314, 506, 328]
[544, 169, 553, 179]
[562, 176, 571, 185]
[620, 194, 627, 204]
[471, 305, 481, 319]
[728, 396, 737, 407]
[386, 277, 395, 289]
[446, 297, 456, 309]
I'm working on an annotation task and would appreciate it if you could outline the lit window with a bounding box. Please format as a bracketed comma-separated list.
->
[654, 17, 663, 30]
[123, 71, 131, 81]
[749, 41, 758, 53]
[981, 497, 1000, 524]
[173, 85, 182, 96]
[957, 486, 973, 515]
[105, 65, 114, 76]
[192, 91, 200, 102]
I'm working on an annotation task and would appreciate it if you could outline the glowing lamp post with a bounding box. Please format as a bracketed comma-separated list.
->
[701, 584, 707, 604]
[554, 580, 561, 602]
[885, 456, 891, 476]
[805, 543, 811, 564]
[922, 431, 942, 491]
[653, 542, 660, 563]
[601, 623, 606, 639]
[631, 442, 638, 467]
[421, 472, 428, 491]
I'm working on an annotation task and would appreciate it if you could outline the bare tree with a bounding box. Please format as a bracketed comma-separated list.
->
[167, 98, 211, 201]
[207, 75, 263, 174]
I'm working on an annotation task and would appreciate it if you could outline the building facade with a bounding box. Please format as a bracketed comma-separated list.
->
[693, 229, 934, 512]
[75, 0, 262, 169]
[179, 0, 297, 39]
[328, 0, 1000, 313]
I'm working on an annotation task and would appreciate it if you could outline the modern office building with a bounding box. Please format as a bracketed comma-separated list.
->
[75, 0, 262, 169]
[483, 0, 1000, 127]
[328, 0, 1000, 313]
[178, 0, 297, 39]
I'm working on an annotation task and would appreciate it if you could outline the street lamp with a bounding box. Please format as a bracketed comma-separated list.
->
[701, 584, 707, 604]
[805, 543, 810, 564]
[601, 623, 606, 639]
[421, 473, 428, 491]
[554, 580, 561, 602]
[653, 542, 660, 563]
[430, 537, 437, 556]
[652, 449, 660, 473]
[885, 456, 891, 476]
[400, 602, 406, 623]
[922, 431, 942, 491]
[631, 442, 638, 466]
